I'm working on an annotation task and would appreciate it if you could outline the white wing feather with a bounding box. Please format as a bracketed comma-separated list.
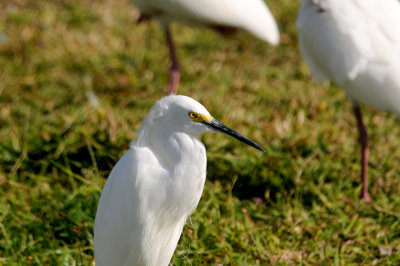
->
[94, 148, 146, 265]
[354, 0, 400, 47]
[94, 141, 206, 265]
[94, 146, 172, 266]
[133, 0, 279, 45]
[297, 0, 372, 85]
[297, 0, 400, 115]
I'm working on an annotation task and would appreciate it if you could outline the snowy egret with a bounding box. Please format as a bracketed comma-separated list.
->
[297, 0, 400, 203]
[132, 0, 280, 94]
[94, 95, 264, 265]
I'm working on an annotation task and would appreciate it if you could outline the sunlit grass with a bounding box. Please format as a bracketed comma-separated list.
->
[1, 0, 400, 264]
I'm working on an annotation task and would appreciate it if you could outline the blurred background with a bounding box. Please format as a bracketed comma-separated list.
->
[0, 0, 399, 264]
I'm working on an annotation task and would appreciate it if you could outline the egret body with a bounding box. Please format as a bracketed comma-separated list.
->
[94, 95, 264, 265]
[132, 0, 280, 94]
[297, 0, 400, 202]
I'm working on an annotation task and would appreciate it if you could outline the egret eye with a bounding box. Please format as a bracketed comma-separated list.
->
[189, 112, 198, 119]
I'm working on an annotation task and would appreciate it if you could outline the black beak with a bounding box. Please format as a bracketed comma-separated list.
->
[203, 118, 265, 152]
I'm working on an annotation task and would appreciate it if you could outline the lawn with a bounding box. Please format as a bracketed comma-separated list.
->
[0, 0, 400, 265]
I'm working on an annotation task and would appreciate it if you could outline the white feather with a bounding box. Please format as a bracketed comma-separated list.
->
[94, 96, 209, 266]
[94, 95, 263, 266]
[132, 0, 279, 45]
[297, 0, 400, 115]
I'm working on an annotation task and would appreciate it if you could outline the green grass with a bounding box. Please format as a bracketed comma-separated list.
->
[1, 0, 400, 264]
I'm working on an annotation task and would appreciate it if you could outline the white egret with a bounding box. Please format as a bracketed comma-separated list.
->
[94, 95, 264, 265]
[297, 0, 400, 203]
[132, 0, 280, 94]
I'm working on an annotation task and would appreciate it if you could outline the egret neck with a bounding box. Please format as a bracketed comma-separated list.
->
[137, 116, 207, 213]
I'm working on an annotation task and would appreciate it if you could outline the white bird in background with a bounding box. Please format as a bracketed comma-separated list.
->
[132, 0, 280, 94]
[297, 0, 400, 203]
[94, 95, 264, 265]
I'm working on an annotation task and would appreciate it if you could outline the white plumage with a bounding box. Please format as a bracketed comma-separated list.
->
[297, 0, 400, 202]
[133, 0, 279, 44]
[131, 0, 280, 94]
[94, 95, 264, 265]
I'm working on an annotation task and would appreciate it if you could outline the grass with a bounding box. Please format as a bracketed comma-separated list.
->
[1, 0, 400, 264]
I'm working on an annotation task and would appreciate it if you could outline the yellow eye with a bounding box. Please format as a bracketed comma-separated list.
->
[189, 112, 198, 119]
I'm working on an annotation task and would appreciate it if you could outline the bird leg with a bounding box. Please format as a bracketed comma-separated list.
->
[164, 26, 180, 95]
[353, 105, 371, 203]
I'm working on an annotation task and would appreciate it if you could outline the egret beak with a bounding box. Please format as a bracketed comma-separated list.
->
[203, 118, 265, 152]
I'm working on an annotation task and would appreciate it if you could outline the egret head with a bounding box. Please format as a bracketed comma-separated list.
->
[139, 95, 264, 151]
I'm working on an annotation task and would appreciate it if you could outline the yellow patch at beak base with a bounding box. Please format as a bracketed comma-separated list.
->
[197, 114, 212, 122]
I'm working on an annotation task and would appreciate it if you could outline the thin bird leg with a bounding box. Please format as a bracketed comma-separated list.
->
[164, 26, 180, 95]
[353, 105, 371, 203]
